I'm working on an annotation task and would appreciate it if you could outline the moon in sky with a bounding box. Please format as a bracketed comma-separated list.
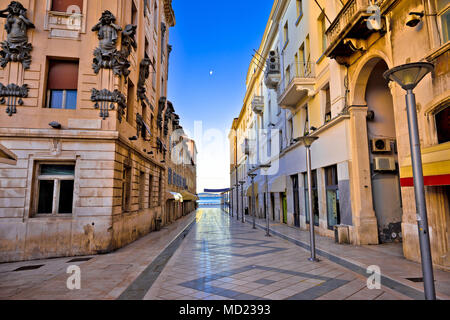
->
[209, 70, 214, 76]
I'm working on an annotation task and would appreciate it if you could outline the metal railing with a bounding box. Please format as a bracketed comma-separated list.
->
[277, 62, 315, 97]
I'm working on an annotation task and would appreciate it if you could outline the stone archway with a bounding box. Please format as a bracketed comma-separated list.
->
[352, 55, 403, 244]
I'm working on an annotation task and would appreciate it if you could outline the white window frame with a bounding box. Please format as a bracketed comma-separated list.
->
[436, 0, 450, 44]
[33, 162, 75, 216]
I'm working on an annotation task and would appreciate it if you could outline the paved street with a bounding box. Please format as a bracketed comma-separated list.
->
[0, 208, 416, 300]
[145, 208, 409, 300]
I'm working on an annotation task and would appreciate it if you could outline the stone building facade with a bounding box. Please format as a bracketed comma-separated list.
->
[230, 0, 449, 269]
[0, 0, 197, 263]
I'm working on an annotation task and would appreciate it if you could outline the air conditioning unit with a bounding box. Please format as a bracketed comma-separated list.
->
[371, 139, 391, 153]
[373, 157, 396, 172]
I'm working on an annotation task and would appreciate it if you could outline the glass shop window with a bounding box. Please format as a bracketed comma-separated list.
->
[325, 165, 341, 230]
[51, 0, 83, 12]
[47, 59, 79, 109]
[304, 170, 319, 226]
[36, 163, 75, 215]
[435, 105, 449, 144]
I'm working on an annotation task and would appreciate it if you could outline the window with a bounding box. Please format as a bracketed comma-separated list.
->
[303, 105, 310, 136]
[287, 118, 293, 143]
[47, 59, 79, 109]
[304, 170, 319, 226]
[122, 165, 131, 212]
[437, 0, 450, 44]
[319, 14, 327, 54]
[325, 165, 340, 230]
[51, 0, 83, 12]
[296, 0, 303, 19]
[299, 44, 306, 76]
[139, 171, 145, 210]
[154, 1, 158, 32]
[285, 65, 291, 87]
[152, 58, 156, 90]
[435, 105, 450, 144]
[305, 35, 311, 74]
[127, 81, 135, 125]
[283, 22, 289, 48]
[35, 163, 75, 215]
[324, 84, 331, 123]
[148, 174, 153, 208]
[158, 171, 163, 205]
[131, 1, 138, 25]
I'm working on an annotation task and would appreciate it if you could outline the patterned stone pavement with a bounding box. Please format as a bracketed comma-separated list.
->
[143, 208, 410, 300]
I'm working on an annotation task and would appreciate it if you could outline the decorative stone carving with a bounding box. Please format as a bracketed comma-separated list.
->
[91, 88, 126, 121]
[0, 1, 35, 69]
[137, 58, 153, 110]
[92, 11, 136, 78]
[0, 82, 28, 116]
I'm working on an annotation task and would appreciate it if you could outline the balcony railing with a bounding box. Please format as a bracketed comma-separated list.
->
[277, 63, 315, 109]
[325, 0, 387, 61]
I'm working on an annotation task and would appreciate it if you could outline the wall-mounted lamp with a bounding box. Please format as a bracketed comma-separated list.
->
[49, 121, 61, 129]
[129, 136, 138, 141]
[406, 11, 424, 28]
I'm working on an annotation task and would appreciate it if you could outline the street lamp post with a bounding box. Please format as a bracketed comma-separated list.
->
[249, 173, 257, 229]
[297, 136, 319, 262]
[236, 184, 240, 221]
[260, 164, 272, 237]
[384, 62, 436, 300]
[230, 187, 234, 217]
[240, 181, 246, 223]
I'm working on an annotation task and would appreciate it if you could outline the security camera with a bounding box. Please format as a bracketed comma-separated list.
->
[406, 12, 424, 27]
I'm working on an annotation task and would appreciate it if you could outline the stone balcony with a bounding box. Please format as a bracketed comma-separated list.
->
[277, 62, 316, 111]
[324, 0, 387, 64]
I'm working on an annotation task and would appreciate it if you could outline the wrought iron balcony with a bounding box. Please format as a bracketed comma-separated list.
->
[324, 0, 387, 63]
[251, 96, 264, 115]
[277, 62, 315, 110]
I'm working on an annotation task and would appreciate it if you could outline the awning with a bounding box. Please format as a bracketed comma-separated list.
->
[180, 190, 199, 201]
[0, 144, 17, 165]
[270, 176, 287, 192]
[167, 192, 183, 202]
[246, 182, 258, 196]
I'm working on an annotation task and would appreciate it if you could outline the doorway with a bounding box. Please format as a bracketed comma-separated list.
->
[292, 175, 300, 227]
[281, 192, 287, 224]
[364, 59, 403, 243]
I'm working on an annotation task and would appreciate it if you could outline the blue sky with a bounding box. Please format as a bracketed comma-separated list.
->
[168, 1, 274, 192]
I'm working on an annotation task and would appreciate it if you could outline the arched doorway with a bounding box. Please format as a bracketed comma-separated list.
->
[364, 59, 403, 243]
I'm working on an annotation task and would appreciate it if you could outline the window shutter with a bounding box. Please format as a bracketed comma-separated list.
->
[48, 60, 79, 90]
[51, 0, 84, 12]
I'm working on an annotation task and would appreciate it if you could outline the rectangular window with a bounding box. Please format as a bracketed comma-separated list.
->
[131, 0, 138, 25]
[319, 14, 327, 53]
[139, 171, 145, 210]
[304, 170, 319, 226]
[304, 105, 310, 136]
[296, 0, 303, 19]
[47, 59, 79, 109]
[299, 44, 305, 76]
[283, 22, 289, 47]
[285, 65, 291, 88]
[288, 118, 293, 143]
[51, 0, 83, 12]
[324, 84, 331, 123]
[36, 163, 75, 215]
[435, 105, 450, 144]
[158, 171, 163, 206]
[325, 165, 340, 230]
[148, 174, 153, 208]
[127, 81, 135, 125]
[122, 165, 131, 212]
[437, 0, 450, 44]
[154, 1, 158, 32]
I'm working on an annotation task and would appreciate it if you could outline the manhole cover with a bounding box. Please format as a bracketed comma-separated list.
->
[14, 265, 44, 272]
[67, 257, 93, 263]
